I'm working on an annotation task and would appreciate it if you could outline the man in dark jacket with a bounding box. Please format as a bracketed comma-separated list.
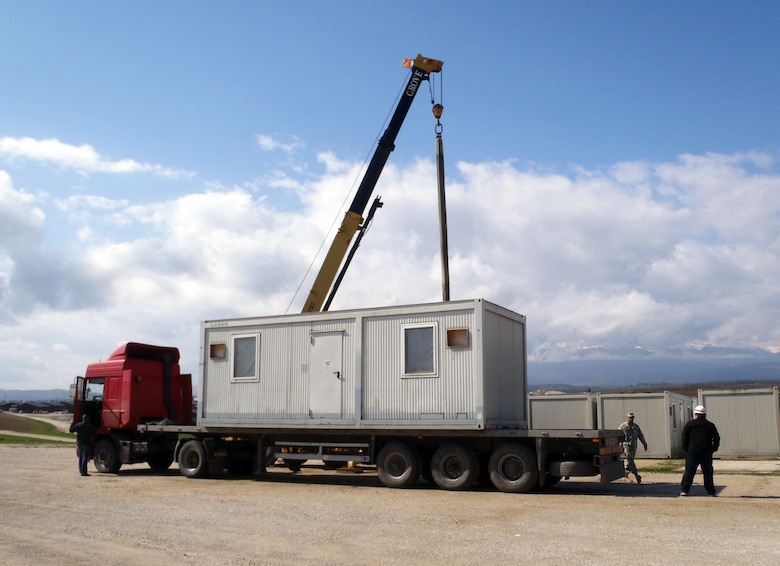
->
[69, 414, 96, 476]
[680, 405, 720, 496]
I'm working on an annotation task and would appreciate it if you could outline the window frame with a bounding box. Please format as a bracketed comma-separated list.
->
[401, 322, 439, 378]
[230, 333, 260, 383]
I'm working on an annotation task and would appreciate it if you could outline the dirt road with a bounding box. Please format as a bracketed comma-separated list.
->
[1, 444, 778, 565]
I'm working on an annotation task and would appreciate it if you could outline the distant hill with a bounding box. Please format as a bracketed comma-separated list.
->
[528, 358, 780, 388]
[0, 389, 71, 402]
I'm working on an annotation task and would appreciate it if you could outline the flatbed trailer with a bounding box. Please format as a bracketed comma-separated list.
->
[136, 422, 625, 492]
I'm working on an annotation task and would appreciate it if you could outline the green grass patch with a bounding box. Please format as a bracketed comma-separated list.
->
[719, 470, 780, 477]
[641, 459, 685, 473]
[0, 433, 71, 445]
[0, 412, 75, 443]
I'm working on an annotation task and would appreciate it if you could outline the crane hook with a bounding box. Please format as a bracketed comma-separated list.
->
[433, 103, 444, 135]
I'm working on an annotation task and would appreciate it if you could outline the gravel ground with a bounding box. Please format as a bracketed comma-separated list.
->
[1, 444, 778, 565]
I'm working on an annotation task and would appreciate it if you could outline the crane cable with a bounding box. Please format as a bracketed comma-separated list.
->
[429, 66, 444, 134]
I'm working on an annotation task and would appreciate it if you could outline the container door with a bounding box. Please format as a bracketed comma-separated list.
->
[309, 331, 344, 419]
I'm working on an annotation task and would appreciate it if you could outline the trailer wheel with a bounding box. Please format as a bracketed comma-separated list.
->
[93, 438, 121, 474]
[178, 440, 208, 478]
[430, 443, 479, 491]
[377, 442, 421, 488]
[548, 460, 598, 477]
[488, 443, 538, 493]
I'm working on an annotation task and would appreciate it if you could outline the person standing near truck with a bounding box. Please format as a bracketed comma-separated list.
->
[69, 414, 96, 476]
[680, 405, 720, 496]
[619, 412, 648, 484]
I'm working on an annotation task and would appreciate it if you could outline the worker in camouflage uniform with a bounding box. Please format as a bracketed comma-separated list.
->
[619, 412, 648, 484]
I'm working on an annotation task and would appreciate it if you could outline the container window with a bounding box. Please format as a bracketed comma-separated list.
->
[403, 323, 438, 377]
[231, 334, 259, 382]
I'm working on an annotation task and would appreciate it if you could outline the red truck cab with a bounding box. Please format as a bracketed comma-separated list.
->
[72, 342, 193, 472]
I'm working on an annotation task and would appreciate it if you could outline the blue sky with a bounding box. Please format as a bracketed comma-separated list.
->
[1, 1, 779, 389]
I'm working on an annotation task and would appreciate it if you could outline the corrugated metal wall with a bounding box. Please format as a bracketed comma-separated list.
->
[528, 395, 597, 429]
[201, 317, 357, 423]
[527, 389, 780, 459]
[481, 304, 527, 427]
[698, 387, 780, 458]
[527, 391, 693, 458]
[598, 392, 692, 458]
[361, 309, 478, 422]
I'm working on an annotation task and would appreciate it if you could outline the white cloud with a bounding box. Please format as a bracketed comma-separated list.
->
[1, 150, 780, 389]
[256, 133, 304, 153]
[0, 137, 194, 179]
[0, 170, 45, 246]
[56, 194, 129, 211]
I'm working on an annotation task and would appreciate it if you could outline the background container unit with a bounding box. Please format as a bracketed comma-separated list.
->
[697, 387, 780, 458]
[527, 394, 598, 430]
[198, 299, 528, 431]
[597, 392, 693, 458]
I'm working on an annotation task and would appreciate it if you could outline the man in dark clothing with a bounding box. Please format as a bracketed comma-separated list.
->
[680, 405, 720, 496]
[69, 414, 96, 476]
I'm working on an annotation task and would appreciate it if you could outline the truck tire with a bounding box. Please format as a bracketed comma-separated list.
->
[93, 438, 122, 474]
[178, 440, 208, 478]
[488, 443, 538, 493]
[377, 442, 421, 488]
[548, 460, 598, 477]
[430, 443, 479, 491]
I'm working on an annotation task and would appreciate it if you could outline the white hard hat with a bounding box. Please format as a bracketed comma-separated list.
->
[627, 412, 635, 418]
[694, 405, 706, 415]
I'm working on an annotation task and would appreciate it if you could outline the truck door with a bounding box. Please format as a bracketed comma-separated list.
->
[309, 331, 344, 419]
[83, 378, 105, 426]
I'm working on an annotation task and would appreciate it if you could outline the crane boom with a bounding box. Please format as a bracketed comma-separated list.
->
[302, 54, 443, 313]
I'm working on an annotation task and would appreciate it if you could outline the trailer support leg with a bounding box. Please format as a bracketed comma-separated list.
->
[255, 438, 266, 476]
[536, 437, 548, 487]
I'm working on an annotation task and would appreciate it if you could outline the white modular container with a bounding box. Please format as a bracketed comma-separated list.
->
[698, 387, 780, 458]
[198, 299, 527, 431]
[527, 394, 598, 430]
[597, 391, 693, 458]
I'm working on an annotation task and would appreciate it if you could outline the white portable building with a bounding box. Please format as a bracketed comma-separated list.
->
[527, 394, 598, 430]
[697, 387, 780, 458]
[597, 392, 693, 458]
[198, 299, 528, 431]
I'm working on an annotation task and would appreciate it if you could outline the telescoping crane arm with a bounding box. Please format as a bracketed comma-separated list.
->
[302, 54, 443, 313]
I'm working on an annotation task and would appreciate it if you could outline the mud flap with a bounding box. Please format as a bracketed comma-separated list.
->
[599, 459, 627, 483]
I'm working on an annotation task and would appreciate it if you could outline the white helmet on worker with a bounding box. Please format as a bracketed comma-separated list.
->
[694, 405, 706, 415]
[626, 412, 635, 418]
